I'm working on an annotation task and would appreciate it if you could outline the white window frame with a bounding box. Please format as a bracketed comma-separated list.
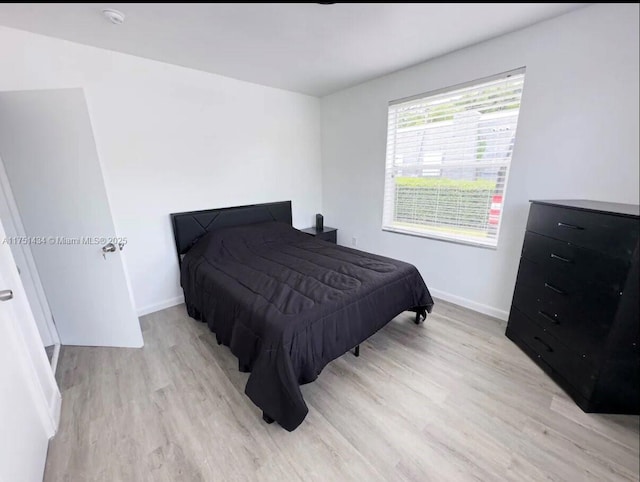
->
[382, 68, 526, 249]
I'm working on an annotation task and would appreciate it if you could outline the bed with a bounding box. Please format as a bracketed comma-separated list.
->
[171, 201, 434, 431]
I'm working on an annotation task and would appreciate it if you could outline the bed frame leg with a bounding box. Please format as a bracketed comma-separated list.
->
[262, 412, 275, 424]
[415, 309, 427, 325]
[353, 344, 360, 357]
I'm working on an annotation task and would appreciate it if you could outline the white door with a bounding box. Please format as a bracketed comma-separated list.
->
[0, 218, 58, 482]
[0, 89, 143, 347]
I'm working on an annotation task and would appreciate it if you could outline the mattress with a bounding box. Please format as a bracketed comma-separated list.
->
[180, 221, 433, 431]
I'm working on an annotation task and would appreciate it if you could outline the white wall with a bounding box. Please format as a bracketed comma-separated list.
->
[1, 4, 637, 321]
[0, 26, 322, 315]
[321, 4, 639, 319]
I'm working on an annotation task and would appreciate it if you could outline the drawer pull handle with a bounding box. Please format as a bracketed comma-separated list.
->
[557, 222, 584, 230]
[544, 282, 566, 295]
[538, 310, 560, 324]
[550, 253, 572, 263]
[533, 336, 554, 353]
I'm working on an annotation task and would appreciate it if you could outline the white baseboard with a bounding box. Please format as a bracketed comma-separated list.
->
[137, 295, 184, 317]
[50, 391, 61, 435]
[51, 343, 60, 375]
[429, 288, 509, 321]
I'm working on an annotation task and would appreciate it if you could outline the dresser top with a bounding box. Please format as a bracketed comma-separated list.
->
[531, 199, 639, 218]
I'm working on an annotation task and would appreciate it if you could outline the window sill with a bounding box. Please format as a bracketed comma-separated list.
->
[381, 226, 498, 250]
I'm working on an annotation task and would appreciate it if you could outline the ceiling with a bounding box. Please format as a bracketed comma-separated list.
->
[0, 3, 587, 96]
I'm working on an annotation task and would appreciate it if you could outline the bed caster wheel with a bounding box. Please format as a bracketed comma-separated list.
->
[414, 310, 426, 325]
[262, 412, 275, 424]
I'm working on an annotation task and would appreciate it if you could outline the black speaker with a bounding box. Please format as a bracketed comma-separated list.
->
[315, 214, 324, 231]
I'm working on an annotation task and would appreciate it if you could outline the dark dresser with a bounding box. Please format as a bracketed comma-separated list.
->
[506, 200, 639, 414]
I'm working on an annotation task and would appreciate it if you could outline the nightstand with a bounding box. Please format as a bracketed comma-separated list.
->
[299, 226, 337, 244]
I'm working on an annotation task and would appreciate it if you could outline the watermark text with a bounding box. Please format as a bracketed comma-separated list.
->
[2, 236, 128, 246]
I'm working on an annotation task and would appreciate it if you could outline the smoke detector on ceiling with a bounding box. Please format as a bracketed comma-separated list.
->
[102, 9, 125, 25]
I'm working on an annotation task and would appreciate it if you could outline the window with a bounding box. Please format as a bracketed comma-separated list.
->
[382, 69, 525, 248]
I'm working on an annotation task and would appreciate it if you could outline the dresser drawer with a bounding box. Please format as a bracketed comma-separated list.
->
[512, 269, 613, 357]
[514, 258, 620, 331]
[521, 231, 630, 292]
[506, 307, 597, 398]
[515, 256, 621, 309]
[527, 203, 638, 260]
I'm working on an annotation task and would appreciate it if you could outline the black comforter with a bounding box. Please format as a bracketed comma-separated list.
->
[181, 222, 433, 431]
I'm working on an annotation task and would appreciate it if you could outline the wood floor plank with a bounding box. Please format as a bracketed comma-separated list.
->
[44, 299, 639, 481]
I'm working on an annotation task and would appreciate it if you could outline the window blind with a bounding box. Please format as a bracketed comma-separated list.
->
[382, 69, 525, 248]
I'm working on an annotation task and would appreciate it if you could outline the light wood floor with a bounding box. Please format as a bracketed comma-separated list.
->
[44, 300, 639, 481]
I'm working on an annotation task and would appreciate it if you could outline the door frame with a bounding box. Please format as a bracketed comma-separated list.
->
[0, 154, 61, 372]
[0, 216, 60, 438]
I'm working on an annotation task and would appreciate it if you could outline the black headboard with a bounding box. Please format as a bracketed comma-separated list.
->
[170, 200, 292, 265]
